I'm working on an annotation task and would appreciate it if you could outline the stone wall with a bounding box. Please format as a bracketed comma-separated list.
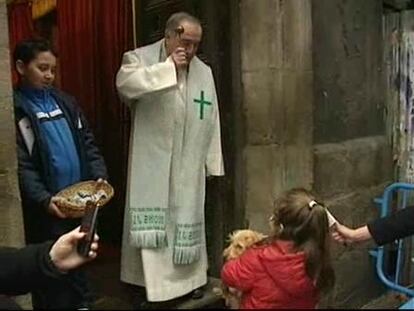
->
[0, 0, 24, 248]
[240, 0, 314, 231]
[384, 0, 414, 10]
[313, 0, 385, 143]
[0, 0, 29, 308]
[314, 136, 392, 308]
[312, 0, 393, 308]
[239, 0, 393, 308]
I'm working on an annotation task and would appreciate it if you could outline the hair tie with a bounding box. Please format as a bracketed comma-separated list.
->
[308, 200, 318, 209]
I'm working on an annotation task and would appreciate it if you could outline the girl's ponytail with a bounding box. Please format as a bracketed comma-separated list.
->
[271, 188, 335, 293]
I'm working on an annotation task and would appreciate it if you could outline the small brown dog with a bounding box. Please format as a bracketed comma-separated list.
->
[217, 229, 267, 309]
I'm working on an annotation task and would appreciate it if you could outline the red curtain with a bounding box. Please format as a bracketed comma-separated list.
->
[57, 0, 96, 126]
[57, 0, 133, 243]
[92, 0, 133, 243]
[94, 0, 133, 212]
[7, 0, 34, 85]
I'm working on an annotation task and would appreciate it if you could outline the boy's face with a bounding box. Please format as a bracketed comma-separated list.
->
[16, 51, 56, 89]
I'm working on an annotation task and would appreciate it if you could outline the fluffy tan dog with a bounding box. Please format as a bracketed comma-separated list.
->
[218, 229, 267, 309]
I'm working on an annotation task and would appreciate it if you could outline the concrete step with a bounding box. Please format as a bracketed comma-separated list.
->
[174, 277, 225, 309]
[92, 277, 225, 310]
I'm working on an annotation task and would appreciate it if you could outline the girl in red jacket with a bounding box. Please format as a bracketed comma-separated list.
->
[221, 188, 335, 309]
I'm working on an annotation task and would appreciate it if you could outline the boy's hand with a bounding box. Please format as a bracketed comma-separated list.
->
[48, 197, 67, 218]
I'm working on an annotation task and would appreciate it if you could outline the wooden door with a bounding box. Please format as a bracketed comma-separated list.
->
[136, 0, 241, 276]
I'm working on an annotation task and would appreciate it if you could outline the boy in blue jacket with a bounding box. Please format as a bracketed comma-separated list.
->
[13, 38, 108, 310]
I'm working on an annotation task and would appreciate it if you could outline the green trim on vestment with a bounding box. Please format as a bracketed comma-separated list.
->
[129, 207, 168, 248]
[173, 223, 202, 264]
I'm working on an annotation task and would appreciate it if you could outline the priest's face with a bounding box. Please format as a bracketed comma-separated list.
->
[165, 20, 202, 65]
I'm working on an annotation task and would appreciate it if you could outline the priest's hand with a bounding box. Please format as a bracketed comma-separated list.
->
[48, 197, 67, 219]
[171, 47, 188, 69]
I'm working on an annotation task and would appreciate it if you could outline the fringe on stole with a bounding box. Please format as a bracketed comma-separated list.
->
[129, 230, 168, 248]
[173, 244, 202, 265]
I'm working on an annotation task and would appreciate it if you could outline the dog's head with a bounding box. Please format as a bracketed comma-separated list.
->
[223, 229, 267, 260]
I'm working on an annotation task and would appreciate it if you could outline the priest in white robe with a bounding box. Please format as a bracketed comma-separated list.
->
[115, 12, 224, 302]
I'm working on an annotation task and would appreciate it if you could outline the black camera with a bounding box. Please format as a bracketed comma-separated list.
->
[77, 201, 99, 257]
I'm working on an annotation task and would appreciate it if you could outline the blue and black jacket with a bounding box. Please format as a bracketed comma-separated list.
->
[13, 86, 108, 242]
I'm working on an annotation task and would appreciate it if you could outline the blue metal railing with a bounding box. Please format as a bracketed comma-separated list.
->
[372, 182, 414, 298]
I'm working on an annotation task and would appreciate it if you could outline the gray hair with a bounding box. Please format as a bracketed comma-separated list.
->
[165, 12, 201, 36]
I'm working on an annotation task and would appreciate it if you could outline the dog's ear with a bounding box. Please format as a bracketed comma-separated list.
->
[230, 230, 240, 240]
[259, 233, 267, 240]
[250, 230, 266, 241]
[226, 231, 235, 243]
[223, 245, 232, 259]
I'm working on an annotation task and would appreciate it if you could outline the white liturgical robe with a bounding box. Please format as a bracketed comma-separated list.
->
[116, 39, 224, 301]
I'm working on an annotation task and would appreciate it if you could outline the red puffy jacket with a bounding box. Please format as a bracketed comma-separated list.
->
[221, 240, 319, 309]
